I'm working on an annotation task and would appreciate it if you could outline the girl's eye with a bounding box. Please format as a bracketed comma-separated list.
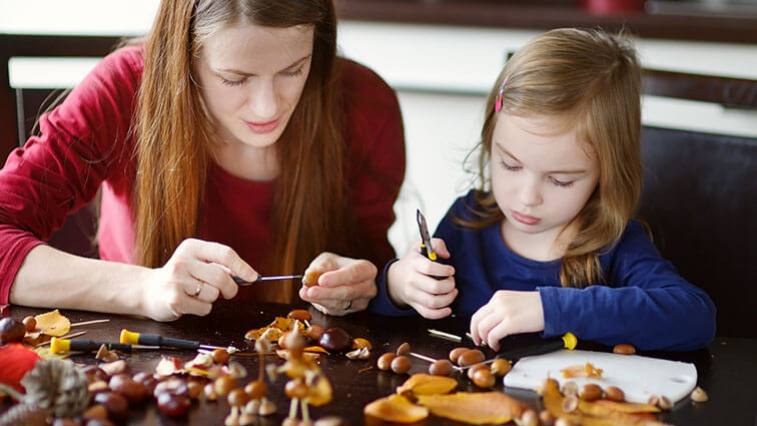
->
[221, 77, 246, 87]
[282, 67, 304, 77]
[499, 161, 521, 172]
[550, 177, 574, 188]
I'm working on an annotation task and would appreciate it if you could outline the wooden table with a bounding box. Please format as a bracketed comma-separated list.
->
[3, 301, 757, 425]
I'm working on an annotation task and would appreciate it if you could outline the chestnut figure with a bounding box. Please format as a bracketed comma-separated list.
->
[0, 317, 26, 344]
[318, 327, 351, 352]
[157, 392, 191, 417]
[245, 380, 267, 399]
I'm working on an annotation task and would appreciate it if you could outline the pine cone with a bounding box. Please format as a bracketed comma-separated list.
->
[0, 404, 48, 426]
[21, 359, 90, 418]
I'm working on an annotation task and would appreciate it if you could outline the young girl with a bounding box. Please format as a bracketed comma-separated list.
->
[0, 0, 404, 320]
[371, 28, 716, 351]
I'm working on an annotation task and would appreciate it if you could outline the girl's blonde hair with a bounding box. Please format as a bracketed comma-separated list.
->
[464, 28, 642, 288]
[134, 0, 350, 302]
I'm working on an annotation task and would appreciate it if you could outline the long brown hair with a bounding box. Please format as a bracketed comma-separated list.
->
[462, 28, 642, 287]
[134, 0, 348, 302]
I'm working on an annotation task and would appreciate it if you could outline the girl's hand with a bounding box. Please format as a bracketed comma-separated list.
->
[299, 252, 378, 316]
[469, 290, 545, 351]
[386, 238, 457, 319]
[140, 239, 258, 321]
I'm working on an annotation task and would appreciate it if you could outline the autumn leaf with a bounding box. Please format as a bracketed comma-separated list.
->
[364, 394, 429, 423]
[34, 310, 71, 337]
[416, 392, 526, 425]
[396, 374, 457, 396]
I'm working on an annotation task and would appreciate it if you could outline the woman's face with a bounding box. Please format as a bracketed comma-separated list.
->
[195, 22, 314, 149]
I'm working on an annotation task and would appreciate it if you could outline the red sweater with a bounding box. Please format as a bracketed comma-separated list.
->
[0, 46, 405, 304]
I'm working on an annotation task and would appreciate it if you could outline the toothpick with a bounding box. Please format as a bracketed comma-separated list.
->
[70, 319, 110, 327]
[409, 352, 463, 371]
[428, 328, 462, 342]
[35, 330, 87, 347]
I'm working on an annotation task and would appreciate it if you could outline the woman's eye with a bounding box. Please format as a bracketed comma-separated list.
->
[221, 77, 246, 87]
[550, 177, 574, 188]
[499, 161, 521, 172]
[282, 67, 304, 77]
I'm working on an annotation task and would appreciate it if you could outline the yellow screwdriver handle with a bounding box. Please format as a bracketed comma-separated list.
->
[120, 329, 141, 345]
[50, 337, 71, 354]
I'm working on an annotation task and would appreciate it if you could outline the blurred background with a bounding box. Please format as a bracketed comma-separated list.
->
[2, 0, 756, 256]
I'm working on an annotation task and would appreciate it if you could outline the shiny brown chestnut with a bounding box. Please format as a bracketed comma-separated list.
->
[318, 327, 351, 352]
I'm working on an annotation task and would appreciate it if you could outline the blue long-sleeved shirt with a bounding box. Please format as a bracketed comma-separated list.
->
[370, 191, 716, 351]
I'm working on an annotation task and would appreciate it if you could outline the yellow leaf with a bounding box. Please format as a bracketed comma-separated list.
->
[304, 346, 330, 355]
[416, 392, 526, 425]
[364, 394, 428, 423]
[560, 362, 603, 379]
[591, 400, 660, 414]
[244, 317, 304, 341]
[34, 309, 71, 337]
[396, 374, 457, 396]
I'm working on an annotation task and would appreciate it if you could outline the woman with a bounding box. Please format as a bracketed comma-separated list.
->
[0, 0, 405, 321]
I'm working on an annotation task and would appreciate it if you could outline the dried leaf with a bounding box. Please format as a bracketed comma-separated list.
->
[244, 317, 304, 341]
[304, 346, 330, 355]
[34, 310, 71, 337]
[364, 394, 429, 423]
[396, 374, 457, 396]
[541, 378, 665, 426]
[560, 362, 603, 379]
[275, 349, 320, 363]
[416, 392, 526, 425]
[592, 400, 660, 414]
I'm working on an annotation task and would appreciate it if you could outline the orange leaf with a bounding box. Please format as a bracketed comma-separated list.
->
[416, 392, 526, 425]
[244, 316, 304, 341]
[396, 374, 457, 396]
[560, 362, 603, 379]
[304, 346, 330, 355]
[592, 400, 660, 414]
[364, 394, 428, 423]
[34, 309, 71, 337]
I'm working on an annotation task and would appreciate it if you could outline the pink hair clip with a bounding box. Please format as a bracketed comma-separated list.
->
[494, 78, 507, 113]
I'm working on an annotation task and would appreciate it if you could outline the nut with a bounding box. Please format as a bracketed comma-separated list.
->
[561, 381, 578, 397]
[690, 386, 708, 403]
[0, 317, 26, 344]
[305, 325, 325, 342]
[448, 347, 468, 364]
[613, 343, 636, 355]
[287, 309, 312, 322]
[579, 383, 603, 401]
[391, 355, 412, 374]
[520, 410, 538, 426]
[22, 316, 37, 332]
[490, 359, 511, 377]
[157, 392, 191, 417]
[467, 364, 489, 381]
[428, 359, 453, 376]
[212, 348, 230, 364]
[109, 374, 149, 403]
[605, 386, 625, 402]
[94, 391, 129, 419]
[562, 395, 579, 413]
[396, 342, 411, 355]
[457, 349, 485, 367]
[318, 327, 351, 352]
[377, 353, 396, 371]
[302, 270, 322, 287]
[472, 368, 495, 388]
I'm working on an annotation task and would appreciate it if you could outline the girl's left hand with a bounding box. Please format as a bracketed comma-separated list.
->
[469, 290, 546, 351]
[298, 252, 378, 316]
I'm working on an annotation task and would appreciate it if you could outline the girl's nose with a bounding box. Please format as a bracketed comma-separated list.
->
[248, 80, 278, 120]
[519, 181, 543, 207]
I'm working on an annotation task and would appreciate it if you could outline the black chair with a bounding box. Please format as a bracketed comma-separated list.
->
[16, 87, 99, 259]
[639, 69, 757, 338]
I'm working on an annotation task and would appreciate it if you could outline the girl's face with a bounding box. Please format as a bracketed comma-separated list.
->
[195, 22, 314, 149]
[490, 113, 600, 242]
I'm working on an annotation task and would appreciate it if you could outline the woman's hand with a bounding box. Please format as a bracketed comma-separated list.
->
[386, 238, 457, 319]
[298, 252, 378, 316]
[469, 290, 545, 351]
[140, 239, 258, 321]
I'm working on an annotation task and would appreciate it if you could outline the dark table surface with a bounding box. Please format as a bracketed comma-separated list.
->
[3, 301, 757, 425]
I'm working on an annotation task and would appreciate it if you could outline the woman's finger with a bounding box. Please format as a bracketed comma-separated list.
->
[174, 294, 213, 317]
[179, 239, 258, 284]
[187, 261, 237, 299]
[318, 259, 377, 287]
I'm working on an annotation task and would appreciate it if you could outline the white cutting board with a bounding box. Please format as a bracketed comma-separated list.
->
[503, 350, 697, 404]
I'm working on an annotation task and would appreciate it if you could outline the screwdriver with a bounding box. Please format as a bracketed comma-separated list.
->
[50, 337, 158, 355]
[120, 329, 237, 352]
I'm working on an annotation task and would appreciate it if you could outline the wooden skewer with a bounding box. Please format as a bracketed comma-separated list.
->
[409, 352, 463, 371]
[70, 319, 110, 327]
[427, 328, 462, 342]
[35, 330, 87, 347]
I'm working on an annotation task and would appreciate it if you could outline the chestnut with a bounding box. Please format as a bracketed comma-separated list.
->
[302, 270, 322, 287]
[605, 386, 625, 402]
[157, 392, 191, 417]
[109, 374, 149, 403]
[428, 359, 453, 376]
[212, 348, 230, 364]
[0, 317, 26, 344]
[612, 343, 636, 355]
[287, 309, 312, 322]
[318, 327, 351, 352]
[448, 347, 468, 364]
[472, 368, 495, 388]
[305, 324, 325, 342]
[396, 342, 411, 356]
[490, 359, 511, 377]
[457, 349, 485, 367]
[467, 364, 489, 381]
[153, 378, 189, 398]
[390, 356, 412, 374]
[377, 353, 396, 371]
[94, 391, 129, 420]
[579, 383, 603, 401]
[22, 316, 37, 332]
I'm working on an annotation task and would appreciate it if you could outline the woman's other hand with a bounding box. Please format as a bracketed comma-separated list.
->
[298, 252, 377, 316]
